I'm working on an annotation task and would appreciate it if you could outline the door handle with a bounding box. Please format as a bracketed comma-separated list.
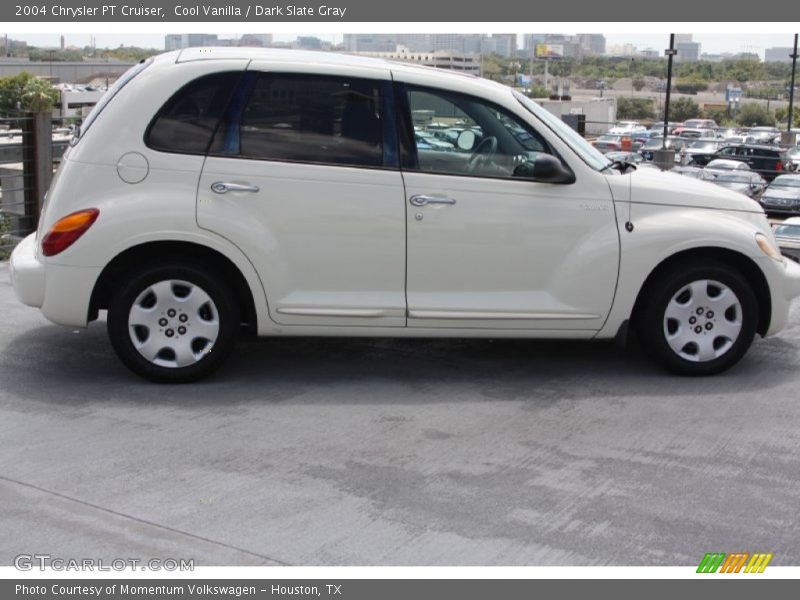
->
[211, 181, 260, 194]
[409, 194, 456, 207]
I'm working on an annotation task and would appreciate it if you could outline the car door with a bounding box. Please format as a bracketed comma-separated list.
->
[197, 66, 407, 327]
[396, 82, 620, 331]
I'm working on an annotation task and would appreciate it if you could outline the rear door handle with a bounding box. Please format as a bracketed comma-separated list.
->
[211, 181, 260, 194]
[409, 194, 456, 207]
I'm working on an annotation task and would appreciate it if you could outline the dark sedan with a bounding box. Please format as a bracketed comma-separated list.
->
[759, 174, 800, 216]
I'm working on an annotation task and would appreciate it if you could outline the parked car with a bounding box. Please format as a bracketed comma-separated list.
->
[786, 145, 800, 170]
[678, 128, 718, 140]
[682, 139, 725, 166]
[671, 165, 718, 182]
[9, 48, 800, 381]
[706, 158, 752, 172]
[682, 118, 718, 130]
[593, 134, 624, 152]
[759, 174, 800, 216]
[709, 171, 766, 200]
[609, 120, 647, 136]
[747, 126, 781, 145]
[773, 217, 800, 262]
[714, 144, 794, 181]
[639, 136, 686, 162]
[604, 151, 644, 165]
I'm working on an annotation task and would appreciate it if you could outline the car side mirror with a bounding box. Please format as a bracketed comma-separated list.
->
[529, 153, 575, 183]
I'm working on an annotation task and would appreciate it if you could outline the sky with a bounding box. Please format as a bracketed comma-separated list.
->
[5, 33, 798, 59]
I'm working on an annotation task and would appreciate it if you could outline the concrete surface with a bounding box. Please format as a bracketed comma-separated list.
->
[1, 263, 799, 566]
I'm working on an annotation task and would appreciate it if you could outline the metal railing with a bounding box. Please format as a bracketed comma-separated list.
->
[0, 112, 67, 260]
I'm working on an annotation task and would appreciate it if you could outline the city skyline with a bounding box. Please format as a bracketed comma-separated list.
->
[4, 33, 799, 60]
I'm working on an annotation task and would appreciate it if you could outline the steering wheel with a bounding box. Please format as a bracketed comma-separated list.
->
[466, 136, 498, 173]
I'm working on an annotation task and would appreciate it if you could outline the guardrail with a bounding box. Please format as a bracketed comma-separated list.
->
[0, 112, 65, 259]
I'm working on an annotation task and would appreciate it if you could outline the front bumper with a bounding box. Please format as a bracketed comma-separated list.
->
[9, 233, 101, 328]
[763, 255, 800, 335]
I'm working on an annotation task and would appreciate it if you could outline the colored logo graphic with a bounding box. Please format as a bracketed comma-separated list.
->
[697, 552, 773, 573]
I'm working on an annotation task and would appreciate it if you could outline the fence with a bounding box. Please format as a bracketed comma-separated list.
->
[0, 112, 69, 260]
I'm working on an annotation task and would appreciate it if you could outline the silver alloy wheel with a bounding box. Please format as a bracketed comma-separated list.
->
[663, 279, 743, 363]
[127, 279, 220, 368]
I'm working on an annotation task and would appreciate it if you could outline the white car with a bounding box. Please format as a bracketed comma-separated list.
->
[9, 48, 800, 381]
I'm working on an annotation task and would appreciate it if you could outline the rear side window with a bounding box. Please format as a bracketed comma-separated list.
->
[146, 71, 242, 154]
[217, 74, 385, 168]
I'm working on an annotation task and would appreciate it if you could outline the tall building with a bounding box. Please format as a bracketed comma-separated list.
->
[239, 34, 273, 47]
[485, 34, 517, 57]
[577, 34, 606, 56]
[343, 34, 432, 53]
[675, 41, 701, 61]
[164, 34, 219, 51]
[765, 47, 794, 63]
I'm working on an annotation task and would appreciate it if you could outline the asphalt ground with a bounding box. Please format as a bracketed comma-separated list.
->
[1, 263, 799, 566]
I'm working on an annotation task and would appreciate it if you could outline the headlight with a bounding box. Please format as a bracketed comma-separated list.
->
[756, 233, 784, 262]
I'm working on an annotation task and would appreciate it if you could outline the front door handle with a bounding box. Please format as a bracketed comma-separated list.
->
[409, 194, 456, 207]
[211, 181, 260, 194]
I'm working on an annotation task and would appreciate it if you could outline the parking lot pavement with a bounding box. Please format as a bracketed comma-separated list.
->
[1, 262, 800, 567]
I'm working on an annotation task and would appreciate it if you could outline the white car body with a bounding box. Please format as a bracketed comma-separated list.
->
[9, 48, 800, 380]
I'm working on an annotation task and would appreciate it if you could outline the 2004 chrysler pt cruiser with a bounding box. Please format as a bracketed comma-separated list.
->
[9, 48, 800, 381]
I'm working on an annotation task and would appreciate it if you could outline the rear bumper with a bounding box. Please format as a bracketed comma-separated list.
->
[9, 233, 45, 308]
[9, 233, 101, 328]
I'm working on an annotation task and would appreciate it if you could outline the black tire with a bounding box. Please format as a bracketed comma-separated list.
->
[107, 261, 240, 383]
[637, 261, 758, 375]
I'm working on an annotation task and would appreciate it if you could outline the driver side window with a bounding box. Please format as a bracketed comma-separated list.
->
[404, 86, 550, 180]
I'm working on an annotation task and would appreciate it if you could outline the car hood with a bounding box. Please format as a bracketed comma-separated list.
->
[763, 187, 800, 200]
[607, 166, 763, 213]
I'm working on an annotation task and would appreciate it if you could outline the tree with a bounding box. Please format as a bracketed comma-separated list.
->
[0, 72, 58, 113]
[674, 75, 708, 95]
[703, 106, 733, 127]
[617, 97, 656, 120]
[668, 97, 702, 122]
[775, 106, 800, 128]
[632, 78, 646, 91]
[735, 103, 775, 127]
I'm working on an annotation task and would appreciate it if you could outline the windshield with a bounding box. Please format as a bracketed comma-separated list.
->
[774, 224, 800, 237]
[771, 176, 800, 188]
[514, 91, 609, 171]
[71, 58, 153, 145]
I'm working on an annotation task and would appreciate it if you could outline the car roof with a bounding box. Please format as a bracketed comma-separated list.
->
[167, 46, 491, 84]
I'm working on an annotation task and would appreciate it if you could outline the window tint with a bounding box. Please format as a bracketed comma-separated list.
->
[229, 74, 384, 167]
[146, 71, 242, 154]
[405, 87, 551, 180]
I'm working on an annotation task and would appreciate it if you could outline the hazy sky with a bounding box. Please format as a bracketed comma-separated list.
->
[6, 33, 798, 58]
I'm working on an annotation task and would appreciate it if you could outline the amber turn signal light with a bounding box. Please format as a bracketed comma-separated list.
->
[41, 208, 100, 257]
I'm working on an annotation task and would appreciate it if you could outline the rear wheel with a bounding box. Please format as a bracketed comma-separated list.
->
[638, 263, 758, 375]
[107, 262, 240, 382]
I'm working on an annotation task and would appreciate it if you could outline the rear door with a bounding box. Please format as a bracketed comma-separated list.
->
[196, 65, 408, 327]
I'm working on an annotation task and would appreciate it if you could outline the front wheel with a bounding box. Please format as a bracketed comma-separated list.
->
[107, 263, 240, 382]
[638, 263, 758, 375]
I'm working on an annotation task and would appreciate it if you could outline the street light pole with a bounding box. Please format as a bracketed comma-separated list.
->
[663, 34, 677, 149]
[787, 33, 798, 134]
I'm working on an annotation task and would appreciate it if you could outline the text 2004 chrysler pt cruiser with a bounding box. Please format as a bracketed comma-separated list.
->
[10, 48, 800, 381]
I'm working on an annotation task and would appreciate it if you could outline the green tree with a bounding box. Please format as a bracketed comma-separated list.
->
[674, 76, 708, 95]
[735, 103, 775, 126]
[632, 77, 646, 91]
[617, 97, 656, 120]
[0, 72, 35, 112]
[668, 97, 702, 122]
[20, 77, 58, 112]
[775, 106, 800, 128]
[703, 106, 733, 126]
